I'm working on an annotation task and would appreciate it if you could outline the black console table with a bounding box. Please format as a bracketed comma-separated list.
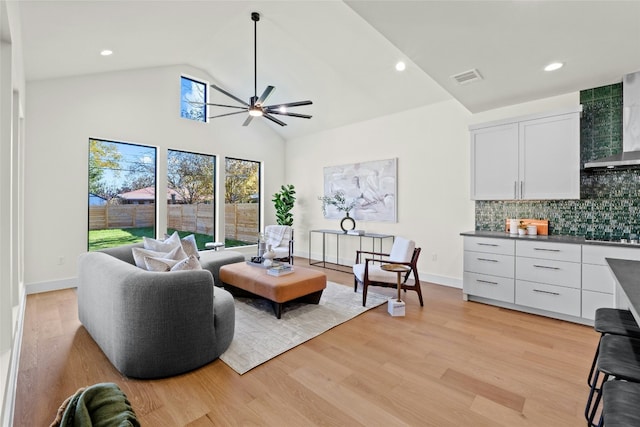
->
[308, 229, 394, 272]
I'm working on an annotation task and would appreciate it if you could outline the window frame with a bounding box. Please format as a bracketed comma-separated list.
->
[87, 138, 158, 251]
[180, 75, 208, 123]
[224, 157, 262, 247]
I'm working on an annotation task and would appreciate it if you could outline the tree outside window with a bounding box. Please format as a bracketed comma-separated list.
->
[225, 158, 260, 247]
[167, 149, 215, 249]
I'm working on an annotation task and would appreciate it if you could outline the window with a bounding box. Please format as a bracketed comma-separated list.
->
[167, 149, 215, 250]
[225, 158, 260, 247]
[88, 139, 157, 250]
[180, 76, 206, 122]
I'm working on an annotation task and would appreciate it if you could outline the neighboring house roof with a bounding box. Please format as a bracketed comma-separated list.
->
[88, 193, 107, 206]
[118, 187, 184, 202]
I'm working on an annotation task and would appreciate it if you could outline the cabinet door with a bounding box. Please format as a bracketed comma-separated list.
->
[519, 113, 580, 200]
[470, 123, 519, 200]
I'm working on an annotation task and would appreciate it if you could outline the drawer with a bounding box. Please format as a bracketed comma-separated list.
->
[463, 272, 514, 303]
[464, 237, 515, 256]
[464, 252, 514, 278]
[582, 290, 615, 321]
[582, 263, 615, 293]
[582, 245, 640, 265]
[516, 257, 581, 288]
[516, 280, 581, 317]
[516, 241, 581, 262]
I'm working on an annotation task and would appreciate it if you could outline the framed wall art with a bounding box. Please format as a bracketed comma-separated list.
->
[322, 158, 397, 222]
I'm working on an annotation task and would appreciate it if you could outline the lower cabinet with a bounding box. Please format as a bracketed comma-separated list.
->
[515, 240, 582, 317]
[463, 236, 640, 323]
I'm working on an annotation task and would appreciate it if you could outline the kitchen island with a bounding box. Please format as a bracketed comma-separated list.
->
[606, 258, 640, 323]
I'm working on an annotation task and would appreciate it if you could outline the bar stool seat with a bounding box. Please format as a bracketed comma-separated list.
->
[602, 380, 640, 427]
[586, 335, 640, 426]
[588, 308, 640, 387]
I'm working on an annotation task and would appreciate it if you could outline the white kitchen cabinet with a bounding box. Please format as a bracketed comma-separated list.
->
[581, 245, 640, 320]
[463, 237, 515, 303]
[515, 241, 582, 317]
[470, 106, 581, 200]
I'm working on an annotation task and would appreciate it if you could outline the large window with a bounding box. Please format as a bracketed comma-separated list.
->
[180, 76, 206, 122]
[225, 158, 260, 247]
[88, 139, 157, 250]
[167, 149, 215, 250]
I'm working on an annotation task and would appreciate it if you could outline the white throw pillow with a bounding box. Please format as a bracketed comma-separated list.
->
[163, 232, 200, 259]
[132, 245, 188, 270]
[144, 256, 181, 272]
[171, 254, 202, 271]
[143, 231, 181, 253]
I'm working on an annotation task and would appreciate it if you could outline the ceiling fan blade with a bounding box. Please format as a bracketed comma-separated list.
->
[256, 85, 275, 106]
[189, 101, 247, 110]
[210, 84, 249, 107]
[264, 100, 313, 109]
[263, 113, 287, 126]
[242, 115, 254, 126]
[209, 111, 248, 119]
[266, 111, 312, 119]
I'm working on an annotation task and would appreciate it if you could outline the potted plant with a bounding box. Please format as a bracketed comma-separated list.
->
[318, 190, 357, 232]
[518, 220, 528, 235]
[272, 184, 296, 226]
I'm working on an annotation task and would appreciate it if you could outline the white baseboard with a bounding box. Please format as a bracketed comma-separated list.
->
[26, 277, 77, 294]
[297, 250, 462, 289]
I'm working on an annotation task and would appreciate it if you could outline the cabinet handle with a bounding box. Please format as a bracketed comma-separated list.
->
[533, 248, 560, 252]
[514, 181, 517, 199]
[533, 264, 560, 270]
[477, 258, 498, 262]
[533, 289, 560, 296]
[476, 279, 498, 285]
[477, 243, 498, 247]
[520, 181, 524, 199]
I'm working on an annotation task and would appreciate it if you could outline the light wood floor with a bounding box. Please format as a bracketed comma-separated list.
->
[14, 258, 598, 426]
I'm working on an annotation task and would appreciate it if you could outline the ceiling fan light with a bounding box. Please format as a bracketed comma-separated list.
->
[249, 107, 263, 117]
[279, 106, 287, 113]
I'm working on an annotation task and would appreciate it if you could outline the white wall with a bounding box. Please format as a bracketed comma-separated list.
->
[286, 99, 474, 286]
[24, 64, 286, 289]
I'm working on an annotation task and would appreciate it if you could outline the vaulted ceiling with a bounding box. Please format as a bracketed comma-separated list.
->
[16, 1, 640, 139]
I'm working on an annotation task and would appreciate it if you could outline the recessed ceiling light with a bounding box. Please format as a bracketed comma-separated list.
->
[544, 62, 563, 72]
[395, 61, 406, 72]
[100, 49, 113, 56]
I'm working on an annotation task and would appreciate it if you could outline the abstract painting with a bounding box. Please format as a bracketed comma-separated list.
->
[323, 158, 397, 222]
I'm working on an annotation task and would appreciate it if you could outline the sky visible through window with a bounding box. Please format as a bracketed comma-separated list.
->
[181, 76, 206, 122]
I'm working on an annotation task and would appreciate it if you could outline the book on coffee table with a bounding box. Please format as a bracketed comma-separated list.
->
[267, 264, 294, 276]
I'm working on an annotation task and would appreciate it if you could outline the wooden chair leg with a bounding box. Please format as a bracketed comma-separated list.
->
[362, 283, 368, 307]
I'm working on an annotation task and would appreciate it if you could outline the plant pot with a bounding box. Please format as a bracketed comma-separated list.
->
[340, 212, 356, 233]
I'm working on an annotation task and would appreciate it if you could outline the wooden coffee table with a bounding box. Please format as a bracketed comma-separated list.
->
[219, 262, 327, 319]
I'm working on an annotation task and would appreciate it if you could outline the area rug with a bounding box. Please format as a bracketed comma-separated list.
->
[219, 281, 388, 374]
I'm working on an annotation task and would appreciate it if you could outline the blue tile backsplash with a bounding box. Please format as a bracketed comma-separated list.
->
[475, 82, 640, 240]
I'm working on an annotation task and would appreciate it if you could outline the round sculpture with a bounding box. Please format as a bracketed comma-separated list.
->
[340, 213, 356, 233]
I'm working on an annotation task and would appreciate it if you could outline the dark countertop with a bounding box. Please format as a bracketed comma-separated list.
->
[460, 230, 640, 249]
[606, 258, 640, 322]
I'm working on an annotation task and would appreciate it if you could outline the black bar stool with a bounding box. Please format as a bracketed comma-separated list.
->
[588, 308, 640, 388]
[585, 334, 640, 426]
[600, 380, 640, 427]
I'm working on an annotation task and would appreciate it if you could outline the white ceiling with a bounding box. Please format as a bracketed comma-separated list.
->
[16, 1, 640, 139]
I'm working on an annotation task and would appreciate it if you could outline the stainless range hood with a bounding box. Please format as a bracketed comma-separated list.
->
[584, 71, 640, 169]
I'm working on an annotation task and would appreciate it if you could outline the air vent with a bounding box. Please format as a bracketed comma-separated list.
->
[452, 69, 483, 85]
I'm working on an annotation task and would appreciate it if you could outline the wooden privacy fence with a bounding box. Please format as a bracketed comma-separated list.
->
[90, 203, 259, 243]
[225, 203, 259, 243]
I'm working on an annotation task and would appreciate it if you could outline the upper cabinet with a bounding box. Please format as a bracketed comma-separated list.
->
[470, 107, 582, 200]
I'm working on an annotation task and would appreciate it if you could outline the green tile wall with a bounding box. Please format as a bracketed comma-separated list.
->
[475, 83, 640, 240]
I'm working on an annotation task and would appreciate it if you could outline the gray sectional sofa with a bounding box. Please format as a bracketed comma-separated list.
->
[77, 243, 244, 379]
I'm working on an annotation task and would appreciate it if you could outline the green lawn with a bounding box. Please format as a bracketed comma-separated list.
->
[88, 227, 253, 251]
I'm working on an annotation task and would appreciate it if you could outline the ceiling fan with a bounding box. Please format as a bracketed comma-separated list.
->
[202, 12, 313, 127]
